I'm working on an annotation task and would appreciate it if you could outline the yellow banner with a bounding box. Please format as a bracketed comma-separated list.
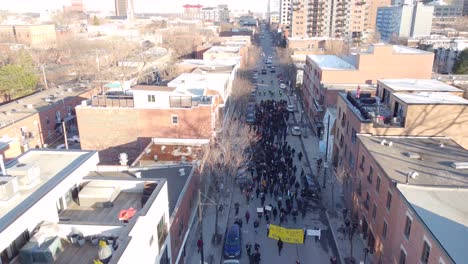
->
[268, 224, 304, 244]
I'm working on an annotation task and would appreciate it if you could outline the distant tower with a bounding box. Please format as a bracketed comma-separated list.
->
[267, 0, 271, 21]
[115, 0, 128, 17]
[127, 0, 135, 21]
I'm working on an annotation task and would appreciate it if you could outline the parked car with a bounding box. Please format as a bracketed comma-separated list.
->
[280, 83, 287, 89]
[261, 69, 267, 75]
[223, 260, 240, 264]
[224, 224, 242, 259]
[291, 126, 302, 136]
[246, 113, 255, 124]
[270, 68, 276, 73]
[287, 104, 294, 113]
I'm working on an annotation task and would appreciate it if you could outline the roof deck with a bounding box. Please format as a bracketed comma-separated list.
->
[379, 79, 462, 93]
[393, 92, 468, 105]
[340, 92, 404, 127]
[307, 54, 356, 70]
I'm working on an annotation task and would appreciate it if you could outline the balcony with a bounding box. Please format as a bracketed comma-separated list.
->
[91, 95, 134, 107]
[344, 92, 405, 128]
[313, 98, 324, 112]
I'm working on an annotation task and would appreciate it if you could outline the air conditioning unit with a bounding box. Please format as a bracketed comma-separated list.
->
[7, 163, 41, 187]
[0, 177, 19, 203]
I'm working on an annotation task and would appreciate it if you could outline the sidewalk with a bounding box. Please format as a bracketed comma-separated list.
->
[185, 187, 234, 264]
[287, 91, 368, 264]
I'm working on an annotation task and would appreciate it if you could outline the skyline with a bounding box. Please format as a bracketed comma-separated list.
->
[1, 0, 268, 14]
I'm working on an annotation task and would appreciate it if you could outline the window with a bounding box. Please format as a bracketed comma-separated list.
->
[157, 215, 168, 250]
[367, 166, 373, 183]
[351, 128, 357, 144]
[171, 115, 179, 125]
[360, 155, 365, 171]
[372, 204, 377, 220]
[365, 192, 370, 210]
[399, 249, 406, 264]
[357, 180, 362, 196]
[404, 216, 412, 239]
[386, 192, 392, 210]
[421, 241, 431, 264]
[376, 176, 381, 193]
[382, 221, 387, 240]
[147, 94, 156, 102]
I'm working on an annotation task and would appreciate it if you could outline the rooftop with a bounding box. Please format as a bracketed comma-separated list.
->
[89, 165, 194, 216]
[168, 72, 230, 100]
[131, 85, 176, 92]
[0, 84, 92, 128]
[324, 83, 376, 91]
[0, 149, 97, 232]
[379, 79, 462, 92]
[393, 92, 468, 105]
[392, 45, 429, 54]
[307, 54, 356, 70]
[358, 135, 468, 187]
[204, 46, 241, 54]
[397, 184, 468, 264]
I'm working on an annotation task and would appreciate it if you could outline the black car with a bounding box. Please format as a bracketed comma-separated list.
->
[261, 69, 267, 75]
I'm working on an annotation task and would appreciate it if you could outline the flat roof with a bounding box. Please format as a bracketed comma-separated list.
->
[88, 165, 194, 216]
[0, 149, 97, 232]
[397, 184, 468, 264]
[323, 83, 376, 91]
[358, 135, 468, 187]
[392, 45, 429, 54]
[131, 85, 176, 92]
[180, 57, 241, 68]
[393, 92, 468, 105]
[307, 54, 356, 70]
[0, 84, 92, 128]
[204, 46, 241, 54]
[379, 79, 462, 92]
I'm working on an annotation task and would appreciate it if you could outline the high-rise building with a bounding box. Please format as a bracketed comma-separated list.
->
[200, 5, 230, 22]
[280, 0, 293, 25]
[289, 0, 391, 41]
[115, 0, 128, 17]
[377, 2, 434, 41]
[183, 4, 203, 19]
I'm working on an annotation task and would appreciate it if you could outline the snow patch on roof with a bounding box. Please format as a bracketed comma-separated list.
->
[393, 92, 468, 104]
[307, 55, 356, 70]
[380, 79, 462, 92]
[392, 45, 428, 54]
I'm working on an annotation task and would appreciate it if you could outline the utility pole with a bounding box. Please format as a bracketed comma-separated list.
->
[198, 190, 204, 264]
[322, 114, 330, 189]
[41, 64, 48, 90]
[62, 121, 69, 150]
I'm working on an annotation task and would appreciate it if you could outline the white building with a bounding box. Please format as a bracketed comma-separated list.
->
[0, 149, 170, 264]
[280, 0, 292, 26]
[377, 2, 434, 41]
[201, 5, 230, 23]
[270, 11, 280, 24]
[432, 39, 468, 74]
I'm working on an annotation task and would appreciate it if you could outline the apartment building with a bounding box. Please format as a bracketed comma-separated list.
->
[432, 39, 468, 74]
[376, 3, 434, 41]
[183, 4, 203, 20]
[302, 44, 433, 132]
[201, 5, 230, 23]
[0, 83, 98, 161]
[76, 64, 237, 164]
[0, 148, 198, 264]
[289, 0, 390, 42]
[431, 1, 464, 23]
[280, 0, 293, 26]
[270, 11, 280, 24]
[348, 135, 467, 264]
[330, 78, 468, 262]
[0, 24, 56, 49]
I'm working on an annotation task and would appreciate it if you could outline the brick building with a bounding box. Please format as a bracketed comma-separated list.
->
[303, 44, 434, 132]
[0, 84, 98, 161]
[329, 78, 468, 263]
[76, 68, 235, 164]
[347, 135, 468, 264]
[0, 24, 57, 48]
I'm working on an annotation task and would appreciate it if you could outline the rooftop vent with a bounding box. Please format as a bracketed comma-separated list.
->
[0, 177, 19, 202]
[26, 104, 33, 109]
[380, 139, 393, 147]
[452, 162, 468, 170]
[404, 152, 421, 159]
[405, 171, 419, 184]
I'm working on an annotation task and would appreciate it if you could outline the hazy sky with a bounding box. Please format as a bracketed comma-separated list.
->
[2, 0, 268, 13]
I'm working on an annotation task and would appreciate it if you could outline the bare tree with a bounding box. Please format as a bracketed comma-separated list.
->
[276, 47, 297, 87]
[230, 76, 254, 114]
[245, 45, 261, 69]
[199, 118, 259, 243]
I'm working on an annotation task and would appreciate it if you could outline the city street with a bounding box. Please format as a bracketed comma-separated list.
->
[186, 23, 367, 264]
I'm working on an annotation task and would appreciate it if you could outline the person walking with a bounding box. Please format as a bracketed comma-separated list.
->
[245, 211, 251, 224]
[254, 219, 260, 234]
[272, 207, 278, 221]
[298, 152, 303, 161]
[277, 238, 284, 256]
[235, 202, 240, 216]
[246, 242, 252, 256]
[197, 238, 203, 254]
[266, 223, 270, 237]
